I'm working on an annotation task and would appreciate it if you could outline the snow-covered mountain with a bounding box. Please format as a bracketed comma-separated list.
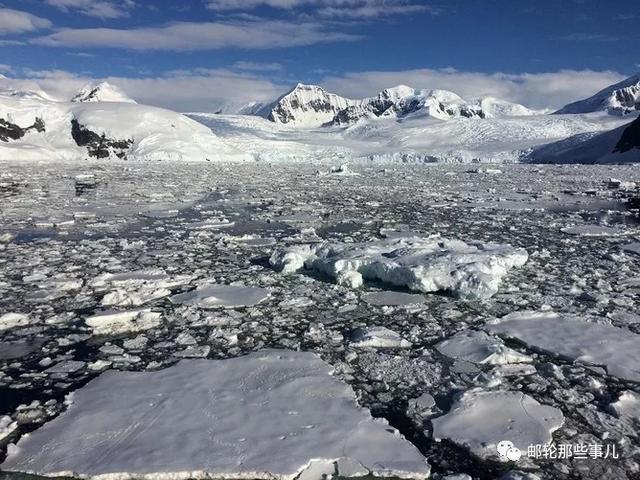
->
[258, 83, 540, 128]
[0, 87, 249, 162]
[554, 73, 640, 116]
[71, 81, 137, 104]
[525, 114, 640, 164]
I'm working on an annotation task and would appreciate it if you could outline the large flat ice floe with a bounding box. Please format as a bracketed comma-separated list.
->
[1, 350, 429, 480]
[270, 236, 527, 299]
[169, 284, 270, 309]
[487, 311, 640, 383]
[432, 389, 564, 459]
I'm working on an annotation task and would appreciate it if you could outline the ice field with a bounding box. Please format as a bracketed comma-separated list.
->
[1, 160, 640, 479]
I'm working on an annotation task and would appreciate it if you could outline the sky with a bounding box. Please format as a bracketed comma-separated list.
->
[0, 0, 637, 111]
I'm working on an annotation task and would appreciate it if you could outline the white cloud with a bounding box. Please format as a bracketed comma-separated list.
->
[206, 0, 436, 18]
[45, 0, 135, 19]
[319, 68, 626, 109]
[0, 8, 52, 35]
[0, 68, 283, 112]
[33, 19, 360, 50]
[231, 61, 284, 71]
[0, 66, 627, 113]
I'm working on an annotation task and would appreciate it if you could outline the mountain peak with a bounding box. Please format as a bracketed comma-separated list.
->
[555, 73, 640, 116]
[71, 81, 136, 104]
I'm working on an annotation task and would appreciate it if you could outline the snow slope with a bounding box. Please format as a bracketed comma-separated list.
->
[555, 73, 640, 116]
[0, 89, 249, 162]
[189, 110, 627, 163]
[2, 350, 430, 479]
[525, 114, 640, 164]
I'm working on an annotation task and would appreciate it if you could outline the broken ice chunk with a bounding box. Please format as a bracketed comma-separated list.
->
[0, 313, 30, 331]
[350, 326, 412, 349]
[170, 285, 270, 309]
[270, 236, 527, 299]
[0, 416, 17, 441]
[85, 308, 162, 335]
[432, 388, 564, 459]
[436, 330, 532, 365]
[609, 391, 640, 419]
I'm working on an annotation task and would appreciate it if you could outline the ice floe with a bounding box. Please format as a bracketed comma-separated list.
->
[170, 284, 270, 309]
[350, 326, 412, 349]
[609, 391, 640, 419]
[487, 310, 640, 383]
[1, 350, 430, 479]
[561, 225, 627, 237]
[435, 330, 532, 365]
[270, 236, 527, 299]
[0, 415, 17, 441]
[85, 308, 162, 335]
[0, 313, 30, 331]
[432, 388, 564, 459]
[361, 291, 427, 306]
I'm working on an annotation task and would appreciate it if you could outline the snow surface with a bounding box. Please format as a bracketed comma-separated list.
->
[0, 90, 250, 162]
[432, 388, 564, 458]
[270, 236, 527, 299]
[487, 311, 640, 383]
[189, 110, 627, 164]
[526, 115, 640, 164]
[1, 350, 430, 479]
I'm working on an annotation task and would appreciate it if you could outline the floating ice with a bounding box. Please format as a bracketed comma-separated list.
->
[0, 416, 17, 441]
[170, 285, 270, 309]
[0, 313, 30, 331]
[622, 242, 640, 256]
[609, 391, 640, 419]
[435, 330, 532, 365]
[270, 236, 527, 299]
[85, 308, 162, 335]
[92, 269, 191, 308]
[2, 350, 430, 479]
[487, 310, 640, 383]
[432, 388, 564, 458]
[361, 291, 427, 306]
[561, 225, 627, 237]
[350, 326, 412, 349]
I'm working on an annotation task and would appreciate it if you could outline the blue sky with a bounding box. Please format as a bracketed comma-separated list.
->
[0, 0, 637, 111]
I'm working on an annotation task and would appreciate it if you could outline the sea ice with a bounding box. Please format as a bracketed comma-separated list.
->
[2, 350, 430, 479]
[561, 225, 627, 237]
[85, 308, 162, 335]
[0, 416, 17, 441]
[170, 284, 270, 309]
[487, 311, 640, 383]
[361, 291, 427, 306]
[609, 391, 640, 419]
[431, 388, 564, 458]
[0, 313, 30, 331]
[270, 236, 527, 299]
[435, 330, 532, 365]
[350, 326, 412, 348]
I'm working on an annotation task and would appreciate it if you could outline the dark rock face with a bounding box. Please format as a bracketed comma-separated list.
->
[0, 117, 45, 142]
[613, 116, 640, 153]
[70, 119, 133, 159]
